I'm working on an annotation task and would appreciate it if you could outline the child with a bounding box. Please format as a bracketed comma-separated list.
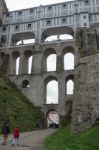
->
[12, 126, 20, 146]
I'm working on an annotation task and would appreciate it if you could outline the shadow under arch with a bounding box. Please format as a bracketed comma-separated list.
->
[12, 32, 35, 45]
[41, 26, 74, 43]
[12, 51, 20, 58]
[44, 76, 58, 85]
[65, 74, 74, 82]
[24, 50, 33, 58]
[63, 46, 75, 55]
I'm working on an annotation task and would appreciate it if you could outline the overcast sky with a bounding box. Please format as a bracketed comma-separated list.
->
[5, 0, 74, 11]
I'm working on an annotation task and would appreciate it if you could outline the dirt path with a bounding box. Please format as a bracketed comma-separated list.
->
[0, 129, 56, 150]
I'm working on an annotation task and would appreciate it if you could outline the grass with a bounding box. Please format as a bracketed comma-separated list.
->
[0, 76, 45, 132]
[44, 126, 99, 150]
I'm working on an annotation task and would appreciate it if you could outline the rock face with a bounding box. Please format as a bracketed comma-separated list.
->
[72, 27, 99, 132]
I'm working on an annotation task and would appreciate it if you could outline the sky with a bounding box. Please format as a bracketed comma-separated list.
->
[5, 0, 74, 11]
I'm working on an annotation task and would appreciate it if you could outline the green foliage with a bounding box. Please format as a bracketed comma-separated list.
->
[0, 76, 45, 133]
[44, 126, 99, 150]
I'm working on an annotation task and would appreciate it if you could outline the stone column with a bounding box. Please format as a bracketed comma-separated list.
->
[19, 51, 28, 75]
[56, 53, 63, 71]
[32, 44, 43, 74]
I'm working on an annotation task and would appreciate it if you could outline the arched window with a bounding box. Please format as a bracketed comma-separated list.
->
[28, 56, 33, 74]
[60, 34, 73, 40]
[12, 32, 35, 46]
[24, 50, 33, 74]
[46, 80, 58, 104]
[22, 80, 30, 88]
[64, 53, 74, 70]
[66, 80, 74, 95]
[41, 26, 74, 43]
[17, 39, 35, 45]
[47, 54, 56, 71]
[16, 57, 20, 75]
[45, 35, 57, 42]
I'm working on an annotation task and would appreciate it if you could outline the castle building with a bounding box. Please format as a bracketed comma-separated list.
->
[0, 0, 99, 131]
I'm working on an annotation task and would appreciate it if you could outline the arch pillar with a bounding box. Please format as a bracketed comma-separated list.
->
[56, 53, 64, 71]
[19, 51, 28, 75]
[58, 77, 66, 116]
[32, 45, 43, 74]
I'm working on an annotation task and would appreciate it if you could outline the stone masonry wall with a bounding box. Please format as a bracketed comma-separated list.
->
[72, 27, 99, 132]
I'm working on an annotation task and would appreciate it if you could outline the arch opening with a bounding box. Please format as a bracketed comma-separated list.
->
[12, 32, 35, 46]
[46, 110, 59, 128]
[22, 80, 30, 88]
[41, 26, 74, 43]
[24, 50, 33, 74]
[43, 48, 56, 72]
[12, 51, 20, 75]
[66, 79, 74, 95]
[45, 34, 73, 42]
[28, 56, 33, 74]
[16, 57, 20, 75]
[47, 54, 56, 71]
[64, 52, 74, 70]
[46, 80, 58, 104]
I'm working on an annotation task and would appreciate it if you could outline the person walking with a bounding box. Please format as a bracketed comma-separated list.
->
[12, 126, 20, 146]
[2, 120, 10, 145]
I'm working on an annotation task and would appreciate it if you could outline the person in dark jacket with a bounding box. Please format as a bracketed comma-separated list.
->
[2, 121, 10, 145]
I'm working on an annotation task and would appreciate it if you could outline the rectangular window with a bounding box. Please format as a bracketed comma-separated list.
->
[62, 3, 67, 8]
[84, 0, 89, 5]
[62, 18, 67, 23]
[28, 24, 32, 28]
[47, 20, 51, 25]
[15, 25, 20, 30]
[30, 9, 34, 13]
[2, 27, 6, 32]
[48, 6, 52, 11]
[6, 13, 10, 17]
[18, 11, 22, 15]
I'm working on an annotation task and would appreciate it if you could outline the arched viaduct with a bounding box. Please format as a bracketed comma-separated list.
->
[1, 0, 99, 131]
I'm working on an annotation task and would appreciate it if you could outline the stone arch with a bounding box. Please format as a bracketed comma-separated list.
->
[21, 80, 30, 88]
[65, 75, 74, 95]
[12, 51, 20, 75]
[41, 26, 74, 43]
[46, 109, 59, 128]
[24, 50, 33, 74]
[44, 76, 58, 104]
[43, 48, 57, 71]
[63, 46, 75, 70]
[12, 32, 35, 46]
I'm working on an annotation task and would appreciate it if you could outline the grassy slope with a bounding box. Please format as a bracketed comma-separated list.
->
[0, 76, 44, 132]
[45, 126, 99, 150]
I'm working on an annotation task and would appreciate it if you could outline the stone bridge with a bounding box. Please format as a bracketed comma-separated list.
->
[1, 0, 99, 131]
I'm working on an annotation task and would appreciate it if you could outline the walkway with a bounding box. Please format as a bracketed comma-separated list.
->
[0, 129, 56, 150]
